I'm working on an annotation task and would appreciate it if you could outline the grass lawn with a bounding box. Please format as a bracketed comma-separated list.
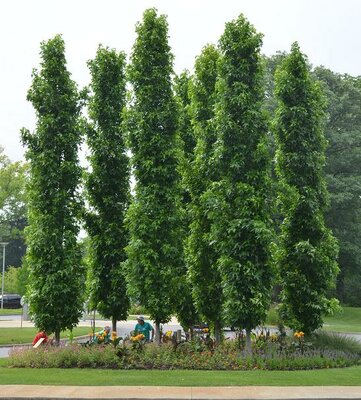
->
[323, 307, 361, 333]
[266, 306, 361, 333]
[0, 357, 360, 386]
[0, 308, 22, 316]
[0, 327, 101, 345]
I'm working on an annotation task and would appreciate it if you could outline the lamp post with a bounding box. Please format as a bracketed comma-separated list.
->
[0, 242, 9, 309]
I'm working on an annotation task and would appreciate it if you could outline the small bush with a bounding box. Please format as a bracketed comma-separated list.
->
[311, 331, 361, 355]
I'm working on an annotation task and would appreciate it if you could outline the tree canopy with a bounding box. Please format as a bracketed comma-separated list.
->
[85, 45, 130, 331]
[209, 15, 274, 346]
[21, 35, 84, 343]
[274, 43, 339, 334]
[126, 8, 183, 343]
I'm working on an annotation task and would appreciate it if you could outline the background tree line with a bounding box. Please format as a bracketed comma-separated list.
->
[2, 8, 360, 343]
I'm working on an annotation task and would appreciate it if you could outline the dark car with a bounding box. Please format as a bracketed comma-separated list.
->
[0, 294, 22, 309]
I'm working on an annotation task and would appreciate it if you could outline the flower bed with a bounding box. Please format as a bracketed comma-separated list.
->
[8, 338, 361, 371]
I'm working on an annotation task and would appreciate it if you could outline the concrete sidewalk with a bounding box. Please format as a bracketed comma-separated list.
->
[0, 385, 361, 399]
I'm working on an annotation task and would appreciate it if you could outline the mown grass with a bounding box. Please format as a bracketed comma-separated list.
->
[0, 327, 101, 345]
[266, 306, 361, 333]
[0, 357, 360, 386]
[323, 307, 361, 333]
[0, 308, 22, 316]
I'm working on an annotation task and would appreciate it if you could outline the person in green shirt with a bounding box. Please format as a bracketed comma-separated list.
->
[134, 315, 154, 342]
[93, 325, 111, 344]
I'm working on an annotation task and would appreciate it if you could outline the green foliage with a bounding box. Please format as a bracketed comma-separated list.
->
[312, 330, 361, 355]
[175, 71, 196, 161]
[314, 68, 361, 306]
[2, 262, 29, 296]
[21, 35, 84, 341]
[264, 56, 361, 307]
[16, 262, 29, 296]
[185, 44, 223, 337]
[126, 9, 183, 328]
[85, 45, 130, 326]
[273, 43, 339, 334]
[3, 266, 19, 294]
[173, 70, 198, 331]
[208, 15, 274, 332]
[0, 148, 28, 267]
[8, 338, 360, 370]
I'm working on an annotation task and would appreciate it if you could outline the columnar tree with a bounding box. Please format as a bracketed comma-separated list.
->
[21, 35, 84, 344]
[175, 71, 196, 164]
[85, 46, 130, 332]
[274, 43, 339, 334]
[185, 45, 224, 342]
[173, 71, 198, 333]
[209, 16, 274, 348]
[127, 8, 182, 343]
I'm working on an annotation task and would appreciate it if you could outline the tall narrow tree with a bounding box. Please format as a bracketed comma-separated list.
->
[85, 46, 130, 332]
[173, 71, 198, 333]
[209, 16, 274, 348]
[185, 45, 223, 342]
[274, 43, 339, 334]
[127, 8, 182, 343]
[21, 35, 84, 344]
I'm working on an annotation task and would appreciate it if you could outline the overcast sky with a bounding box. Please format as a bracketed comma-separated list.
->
[1, 0, 360, 162]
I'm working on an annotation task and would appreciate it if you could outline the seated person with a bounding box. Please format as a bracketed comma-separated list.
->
[93, 325, 111, 344]
[134, 315, 154, 342]
[32, 331, 49, 347]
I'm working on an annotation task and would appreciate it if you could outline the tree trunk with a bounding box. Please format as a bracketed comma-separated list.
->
[155, 322, 161, 345]
[336, 268, 345, 303]
[214, 321, 222, 345]
[112, 316, 117, 333]
[188, 327, 194, 341]
[54, 329, 60, 346]
[245, 328, 252, 353]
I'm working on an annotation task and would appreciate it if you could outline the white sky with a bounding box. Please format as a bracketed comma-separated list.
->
[1, 0, 361, 162]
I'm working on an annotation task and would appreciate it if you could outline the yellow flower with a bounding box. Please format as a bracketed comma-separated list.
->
[131, 333, 145, 342]
[270, 334, 278, 342]
[202, 328, 209, 333]
[111, 331, 117, 341]
[165, 330, 172, 337]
